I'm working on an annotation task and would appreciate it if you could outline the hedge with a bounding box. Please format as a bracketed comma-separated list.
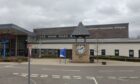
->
[94, 56, 140, 62]
[0, 56, 28, 62]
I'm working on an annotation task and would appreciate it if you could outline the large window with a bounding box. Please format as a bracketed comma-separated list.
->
[101, 49, 106, 56]
[129, 50, 134, 58]
[115, 49, 119, 56]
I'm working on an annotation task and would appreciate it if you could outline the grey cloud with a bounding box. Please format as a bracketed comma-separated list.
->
[0, 0, 140, 37]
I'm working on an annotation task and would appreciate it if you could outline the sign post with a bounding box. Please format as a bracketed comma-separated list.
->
[27, 44, 32, 84]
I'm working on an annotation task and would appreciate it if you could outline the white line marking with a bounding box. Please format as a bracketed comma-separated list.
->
[62, 76, 71, 79]
[99, 70, 113, 72]
[42, 68, 80, 72]
[129, 76, 139, 79]
[52, 75, 60, 79]
[31, 74, 39, 77]
[42, 68, 56, 71]
[73, 76, 81, 79]
[99, 70, 135, 73]
[4, 65, 14, 68]
[30, 78, 37, 84]
[40, 74, 48, 78]
[24, 76, 37, 84]
[21, 73, 28, 77]
[61, 70, 80, 72]
[92, 77, 98, 84]
[108, 76, 117, 79]
[13, 73, 19, 75]
[13, 73, 37, 84]
[119, 77, 128, 79]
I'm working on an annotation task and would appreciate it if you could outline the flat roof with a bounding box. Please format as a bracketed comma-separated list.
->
[0, 24, 34, 36]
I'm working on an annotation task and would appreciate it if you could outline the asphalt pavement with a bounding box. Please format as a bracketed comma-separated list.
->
[0, 60, 140, 84]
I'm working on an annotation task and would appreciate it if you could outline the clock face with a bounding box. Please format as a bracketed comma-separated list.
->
[76, 45, 85, 54]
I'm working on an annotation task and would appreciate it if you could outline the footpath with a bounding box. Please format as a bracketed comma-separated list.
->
[1, 58, 140, 66]
[24, 58, 140, 66]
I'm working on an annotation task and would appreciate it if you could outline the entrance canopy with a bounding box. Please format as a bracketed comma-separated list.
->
[0, 24, 33, 36]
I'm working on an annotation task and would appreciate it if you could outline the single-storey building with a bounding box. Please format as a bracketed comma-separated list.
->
[0, 23, 140, 59]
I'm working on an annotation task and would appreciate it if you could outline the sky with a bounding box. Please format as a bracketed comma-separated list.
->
[0, 0, 140, 37]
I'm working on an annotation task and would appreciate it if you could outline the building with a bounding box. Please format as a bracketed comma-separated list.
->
[0, 23, 140, 59]
[0, 24, 33, 57]
[34, 23, 128, 39]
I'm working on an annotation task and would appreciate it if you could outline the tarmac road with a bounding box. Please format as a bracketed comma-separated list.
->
[0, 63, 140, 84]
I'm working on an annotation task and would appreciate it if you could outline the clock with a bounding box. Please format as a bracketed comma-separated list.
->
[76, 45, 85, 55]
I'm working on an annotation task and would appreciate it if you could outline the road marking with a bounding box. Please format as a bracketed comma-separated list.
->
[92, 77, 98, 84]
[62, 76, 71, 79]
[108, 76, 117, 79]
[30, 78, 37, 84]
[119, 77, 128, 79]
[61, 69, 80, 72]
[52, 75, 60, 79]
[99, 70, 135, 73]
[31, 74, 39, 77]
[13, 72, 140, 82]
[42, 68, 80, 72]
[42, 68, 56, 71]
[99, 70, 113, 72]
[21, 73, 28, 77]
[73, 76, 82, 79]
[4, 65, 14, 68]
[40, 74, 48, 78]
[13, 73, 19, 75]
[129, 76, 139, 79]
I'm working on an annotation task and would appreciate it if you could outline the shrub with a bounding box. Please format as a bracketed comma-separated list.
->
[94, 56, 140, 62]
[0, 56, 28, 62]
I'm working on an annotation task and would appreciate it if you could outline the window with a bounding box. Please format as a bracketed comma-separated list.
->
[90, 49, 94, 56]
[115, 49, 119, 56]
[138, 50, 140, 58]
[68, 35, 71, 38]
[129, 50, 134, 57]
[101, 49, 106, 56]
[45, 35, 48, 38]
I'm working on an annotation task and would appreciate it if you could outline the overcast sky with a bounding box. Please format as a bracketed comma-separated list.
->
[0, 0, 140, 37]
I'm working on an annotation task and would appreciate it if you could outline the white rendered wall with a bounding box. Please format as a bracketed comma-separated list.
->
[30, 43, 140, 57]
[90, 43, 140, 57]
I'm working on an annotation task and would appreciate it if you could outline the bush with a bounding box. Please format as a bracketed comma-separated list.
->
[95, 56, 140, 62]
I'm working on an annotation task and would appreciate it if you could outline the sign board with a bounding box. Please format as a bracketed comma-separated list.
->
[60, 48, 66, 58]
[27, 44, 32, 57]
[27, 44, 32, 48]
